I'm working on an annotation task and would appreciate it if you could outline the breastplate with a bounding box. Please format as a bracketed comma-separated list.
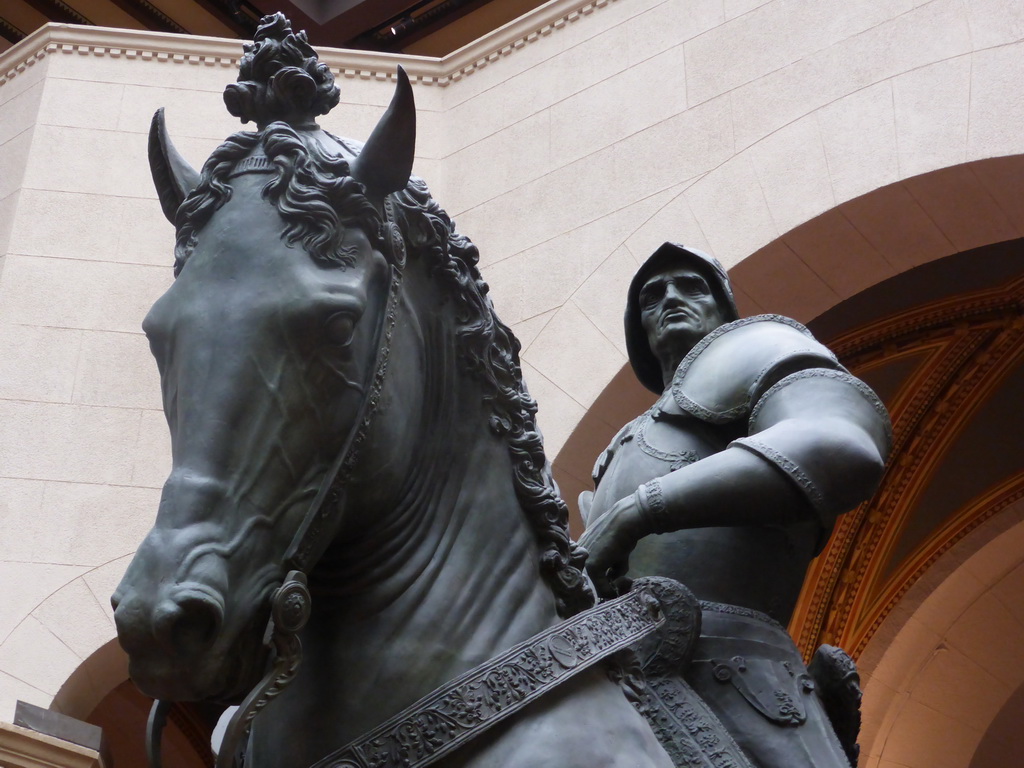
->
[590, 398, 738, 518]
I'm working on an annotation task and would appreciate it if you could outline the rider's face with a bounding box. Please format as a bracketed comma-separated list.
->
[639, 267, 725, 367]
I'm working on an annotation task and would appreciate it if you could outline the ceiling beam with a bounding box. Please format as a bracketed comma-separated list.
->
[247, 2, 318, 41]
[249, 0, 416, 48]
[189, 0, 260, 38]
[106, 0, 189, 34]
[355, 0, 493, 52]
[0, 16, 27, 44]
[23, 0, 91, 26]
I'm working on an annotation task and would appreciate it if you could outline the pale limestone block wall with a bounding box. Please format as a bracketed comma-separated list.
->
[0, 0, 1021, 732]
[0, 39, 248, 721]
[447, 0, 1024, 455]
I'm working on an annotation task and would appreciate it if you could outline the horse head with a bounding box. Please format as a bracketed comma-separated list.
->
[111, 15, 417, 703]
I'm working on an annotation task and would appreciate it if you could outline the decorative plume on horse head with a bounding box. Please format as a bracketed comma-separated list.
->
[222, 13, 340, 128]
[111, 13, 715, 768]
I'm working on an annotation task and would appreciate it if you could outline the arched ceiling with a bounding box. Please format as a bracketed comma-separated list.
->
[49, 638, 220, 767]
[855, 499, 1024, 768]
[88, 680, 217, 768]
[971, 680, 1024, 768]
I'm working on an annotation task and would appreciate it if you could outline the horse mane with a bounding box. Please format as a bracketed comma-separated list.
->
[391, 180, 593, 618]
[171, 125, 593, 618]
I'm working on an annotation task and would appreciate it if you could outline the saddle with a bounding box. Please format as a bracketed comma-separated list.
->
[625, 581, 862, 768]
[617, 579, 755, 768]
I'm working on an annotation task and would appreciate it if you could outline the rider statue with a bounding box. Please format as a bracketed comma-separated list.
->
[578, 242, 892, 768]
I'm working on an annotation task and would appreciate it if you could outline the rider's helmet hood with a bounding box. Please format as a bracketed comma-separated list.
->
[625, 242, 739, 394]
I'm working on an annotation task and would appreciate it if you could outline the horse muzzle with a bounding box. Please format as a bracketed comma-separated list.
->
[113, 583, 242, 701]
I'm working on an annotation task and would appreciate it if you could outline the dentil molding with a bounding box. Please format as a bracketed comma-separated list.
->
[0, 0, 618, 88]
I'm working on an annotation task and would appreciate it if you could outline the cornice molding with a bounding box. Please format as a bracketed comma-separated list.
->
[829, 274, 1024, 360]
[0, 0, 618, 88]
[0, 722, 104, 768]
[830, 324, 1021, 639]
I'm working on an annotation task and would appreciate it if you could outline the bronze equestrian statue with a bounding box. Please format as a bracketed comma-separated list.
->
[579, 243, 892, 767]
[110, 13, 888, 768]
[113, 13, 682, 768]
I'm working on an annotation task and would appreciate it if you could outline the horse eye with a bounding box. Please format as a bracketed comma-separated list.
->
[324, 312, 356, 346]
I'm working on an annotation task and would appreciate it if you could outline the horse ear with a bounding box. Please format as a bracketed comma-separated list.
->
[351, 66, 416, 200]
[149, 108, 201, 224]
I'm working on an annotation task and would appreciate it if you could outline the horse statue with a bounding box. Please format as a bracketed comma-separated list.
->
[111, 14, 721, 768]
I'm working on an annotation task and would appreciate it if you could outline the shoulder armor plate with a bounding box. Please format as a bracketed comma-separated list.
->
[671, 315, 843, 423]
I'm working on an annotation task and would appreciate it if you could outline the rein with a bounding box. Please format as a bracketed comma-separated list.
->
[146, 187, 407, 768]
[215, 195, 408, 768]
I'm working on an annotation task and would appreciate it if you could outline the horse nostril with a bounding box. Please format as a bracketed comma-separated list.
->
[154, 594, 223, 655]
[177, 595, 222, 651]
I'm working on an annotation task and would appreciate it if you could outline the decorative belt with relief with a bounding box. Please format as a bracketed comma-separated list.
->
[310, 585, 666, 768]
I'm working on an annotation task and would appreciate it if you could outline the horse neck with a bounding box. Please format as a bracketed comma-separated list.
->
[292, 266, 562, 741]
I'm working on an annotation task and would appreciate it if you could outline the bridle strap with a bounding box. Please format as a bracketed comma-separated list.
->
[149, 195, 407, 768]
[216, 571, 312, 768]
[284, 203, 405, 572]
[222, 195, 407, 766]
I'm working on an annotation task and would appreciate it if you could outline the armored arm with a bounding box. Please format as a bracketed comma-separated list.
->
[580, 317, 892, 593]
[639, 367, 891, 539]
[731, 369, 891, 530]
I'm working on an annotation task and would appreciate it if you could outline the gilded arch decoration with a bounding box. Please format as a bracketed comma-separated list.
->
[791, 268, 1024, 657]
